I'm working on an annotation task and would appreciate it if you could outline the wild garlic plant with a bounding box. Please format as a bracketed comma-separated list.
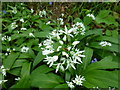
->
[40, 23, 86, 73]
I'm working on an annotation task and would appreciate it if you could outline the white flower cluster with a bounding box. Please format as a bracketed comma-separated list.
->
[0, 65, 8, 76]
[5, 48, 15, 56]
[99, 41, 112, 47]
[0, 80, 8, 85]
[12, 7, 17, 14]
[86, 14, 96, 20]
[20, 18, 24, 23]
[40, 24, 85, 73]
[15, 77, 20, 81]
[39, 10, 46, 17]
[29, 33, 35, 37]
[11, 22, 18, 30]
[0, 66, 8, 85]
[66, 75, 85, 88]
[57, 18, 64, 25]
[2, 35, 11, 41]
[31, 8, 34, 13]
[21, 46, 29, 53]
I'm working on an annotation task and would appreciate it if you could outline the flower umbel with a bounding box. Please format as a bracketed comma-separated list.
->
[41, 25, 85, 73]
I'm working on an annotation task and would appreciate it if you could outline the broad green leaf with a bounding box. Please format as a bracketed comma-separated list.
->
[32, 49, 45, 69]
[3, 52, 20, 69]
[82, 47, 93, 70]
[21, 62, 31, 77]
[89, 42, 119, 53]
[28, 48, 35, 59]
[8, 67, 21, 76]
[94, 36, 118, 44]
[96, 10, 118, 26]
[54, 84, 68, 88]
[78, 29, 102, 41]
[96, 10, 111, 19]
[73, 18, 82, 23]
[31, 73, 64, 88]
[9, 75, 31, 89]
[106, 30, 112, 36]
[31, 65, 53, 75]
[85, 56, 119, 72]
[83, 16, 93, 25]
[112, 30, 118, 38]
[83, 70, 119, 88]
[34, 31, 50, 38]
[11, 59, 26, 68]
[65, 71, 71, 81]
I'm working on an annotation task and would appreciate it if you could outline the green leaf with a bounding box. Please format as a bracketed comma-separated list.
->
[65, 71, 71, 81]
[32, 49, 45, 69]
[89, 42, 119, 53]
[54, 84, 68, 88]
[82, 47, 93, 70]
[112, 30, 118, 38]
[85, 56, 119, 71]
[96, 10, 118, 26]
[106, 30, 112, 36]
[31, 73, 64, 88]
[31, 65, 53, 75]
[83, 70, 119, 88]
[3, 52, 20, 69]
[9, 75, 31, 89]
[34, 31, 50, 38]
[21, 62, 31, 77]
[11, 59, 26, 68]
[83, 16, 93, 25]
[8, 67, 21, 76]
[94, 36, 118, 44]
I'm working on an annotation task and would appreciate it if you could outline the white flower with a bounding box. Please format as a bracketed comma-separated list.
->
[0, 80, 8, 84]
[86, 14, 95, 20]
[57, 46, 62, 51]
[61, 13, 64, 17]
[59, 40, 64, 45]
[43, 39, 53, 46]
[13, 48, 15, 51]
[66, 58, 76, 70]
[12, 7, 17, 14]
[15, 77, 20, 81]
[44, 56, 58, 67]
[29, 33, 35, 37]
[46, 21, 51, 25]
[38, 43, 42, 47]
[42, 10, 46, 16]
[31, 8, 34, 13]
[21, 28, 27, 30]
[39, 10, 46, 17]
[0, 65, 7, 76]
[42, 49, 54, 55]
[57, 18, 64, 25]
[72, 75, 85, 86]
[55, 63, 64, 73]
[11, 22, 18, 29]
[70, 49, 85, 64]
[66, 81, 75, 88]
[64, 26, 73, 37]
[5, 53, 8, 56]
[62, 51, 69, 58]
[63, 35, 67, 41]
[20, 18, 24, 22]
[21, 46, 29, 53]
[7, 48, 10, 52]
[72, 41, 80, 46]
[99, 41, 112, 47]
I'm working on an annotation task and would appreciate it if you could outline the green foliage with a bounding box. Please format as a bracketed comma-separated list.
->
[1, 2, 119, 89]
